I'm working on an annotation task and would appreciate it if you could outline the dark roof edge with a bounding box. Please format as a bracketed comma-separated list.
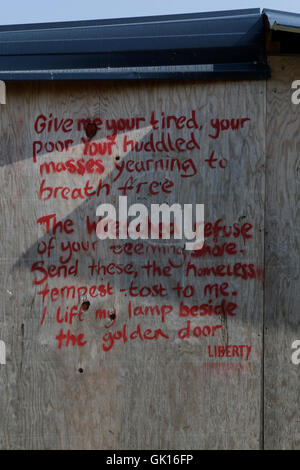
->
[0, 8, 261, 31]
[0, 63, 271, 81]
[0, 8, 271, 81]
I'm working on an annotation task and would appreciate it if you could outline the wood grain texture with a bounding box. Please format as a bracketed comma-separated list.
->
[264, 56, 300, 450]
[0, 79, 265, 449]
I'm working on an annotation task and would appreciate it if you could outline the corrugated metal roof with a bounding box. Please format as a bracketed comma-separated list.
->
[0, 8, 271, 80]
[263, 9, 300, 33]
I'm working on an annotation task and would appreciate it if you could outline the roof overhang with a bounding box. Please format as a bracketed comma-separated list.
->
[263, 9, 300, 54]
[263, 9, 300, 33]
[0, 8, 271, 81]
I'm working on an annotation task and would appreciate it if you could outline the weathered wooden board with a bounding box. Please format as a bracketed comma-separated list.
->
[264, 56, 300, 450]
[0, 79, 265, 449]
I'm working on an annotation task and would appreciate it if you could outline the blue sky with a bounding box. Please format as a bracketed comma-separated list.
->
[1, 0, 300, 25]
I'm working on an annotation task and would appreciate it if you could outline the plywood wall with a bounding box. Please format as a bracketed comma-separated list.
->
[0, 62, 297, 449]
[264, 56, 300, 450]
